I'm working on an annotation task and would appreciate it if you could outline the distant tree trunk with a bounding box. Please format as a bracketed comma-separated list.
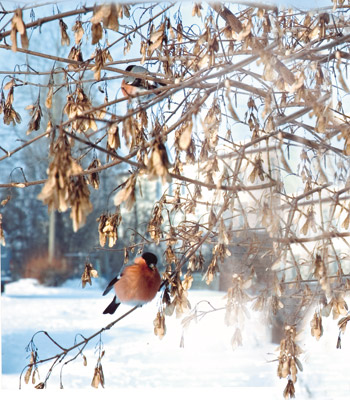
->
[48, 210, 55, 264]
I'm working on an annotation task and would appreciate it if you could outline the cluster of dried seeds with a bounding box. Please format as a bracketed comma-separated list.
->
[81, 262, 99, 288]
[97, 210, 122, 248]
[277, 326, 303, 399]
[37, 134, 92, 232]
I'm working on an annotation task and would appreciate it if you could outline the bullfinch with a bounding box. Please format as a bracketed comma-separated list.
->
[121, 65, 165, 100]
[102, 252, 161, 314]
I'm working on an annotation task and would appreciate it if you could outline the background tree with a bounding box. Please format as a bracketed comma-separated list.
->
[1, 1, 350, 396]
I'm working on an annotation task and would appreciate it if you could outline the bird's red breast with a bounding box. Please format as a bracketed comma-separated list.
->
[121, 80, 138, 97]
[113, 256, 161, 305]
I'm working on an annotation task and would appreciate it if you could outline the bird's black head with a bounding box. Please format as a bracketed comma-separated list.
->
[124, 65, 142, 84]
[125, 65, 136, 72]
[142, 252, 158, 267]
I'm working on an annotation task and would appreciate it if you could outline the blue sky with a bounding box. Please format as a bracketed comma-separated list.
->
[269, 0, 331, 7]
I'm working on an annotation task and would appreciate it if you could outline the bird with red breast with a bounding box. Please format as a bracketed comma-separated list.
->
[121, 65, 165, 101]
[102, 252, 161, 314]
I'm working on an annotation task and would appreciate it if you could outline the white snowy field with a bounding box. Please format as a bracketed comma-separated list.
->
[1, 278, 350, 399]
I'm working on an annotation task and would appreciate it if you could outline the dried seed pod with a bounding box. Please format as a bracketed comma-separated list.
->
[86, 158, 101, 189]
[147, 202, 164, 245]
[25, 101, 42, 135]
[248, 154, 265, 183]
[3, 87, 21, 126]
[313, 254, 330, 295]
[91, 22, 103, 44]
[114, 175, 137, 211]
[24, 364, 33, 384]
[182, 272, 193, 291]
[283, 379, 295, 399]
[148, 22, 165, 57]
[67, 46, 83, 70]
[153, 311, 166, 339]
[34, 382, 45, 389]
[338, 315, 350, 334]
[91, 367, 101, 388]
[69, 176, 93, 232]
[178, 120, 193, 151]
[147, 142, 172, 184]
[337, 333, 342, 349]
[81, 262, 98, 288]
[97, 213, 108, 247]
[11, 9, 29, 51]
[204, 256, 219, 285]
[91, 48, 113, 80]
[310, 311, 323, 340]
[24, 351, 37, 384]
[192, 3, 202, 17]
[97, 210, 122, 248]
[63, 87, 99, 132]
[91, 3, 121, 31]
[59, 19, 70, 46]
[72, 20, 84, 44]
[45, 85, 53, 109]
[107, 116, 120, 150]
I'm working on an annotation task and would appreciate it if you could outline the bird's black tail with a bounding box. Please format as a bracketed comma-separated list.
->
[103, 296, 120, 315]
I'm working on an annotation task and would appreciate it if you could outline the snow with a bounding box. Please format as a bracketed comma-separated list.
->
[1, 279, 350, 399]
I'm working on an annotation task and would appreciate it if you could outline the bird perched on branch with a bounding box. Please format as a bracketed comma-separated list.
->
[102, 252, 161, 314]
[121, 65, 165, 100]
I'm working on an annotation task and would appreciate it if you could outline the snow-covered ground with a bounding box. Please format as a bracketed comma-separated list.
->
[1, 279, 350, 399]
